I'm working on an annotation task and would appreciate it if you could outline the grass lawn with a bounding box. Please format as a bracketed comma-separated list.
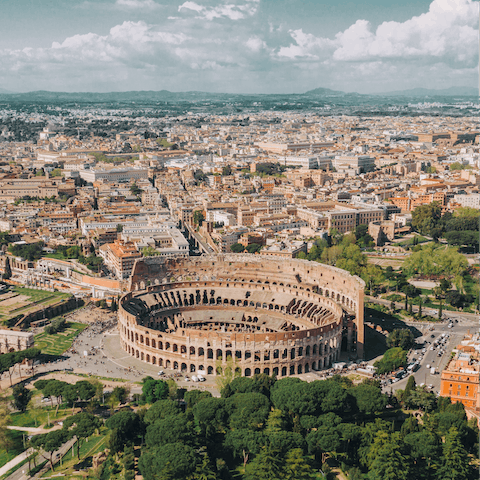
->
[9, 407, 72, 428]
[0, 287, 71, 326]
[0, 429, 24, 469]
[396, 235, 430, 246]
[34, 322, 87, 356]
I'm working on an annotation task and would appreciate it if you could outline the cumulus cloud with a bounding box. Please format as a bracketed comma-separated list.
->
[0, 0, 477, 93]
[115, 0, 160, 9]
[276, 0, 478, 69]
[178, 0, 259, 21]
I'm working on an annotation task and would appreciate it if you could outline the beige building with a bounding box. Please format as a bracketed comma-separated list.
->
[99, 240, 142, 280]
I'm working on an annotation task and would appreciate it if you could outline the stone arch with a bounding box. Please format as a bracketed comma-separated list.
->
[146, 354, 150, 362]
[281, 366, 287, 376]
[173, 361, 179, 370]
[181, 362, 187, 371]
[190, 364, 196, 372]
[190, 346, 195, 355]
[244, 368, 251, 377]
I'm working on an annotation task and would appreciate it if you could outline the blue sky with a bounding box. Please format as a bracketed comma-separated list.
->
[0, 0, 478, 93]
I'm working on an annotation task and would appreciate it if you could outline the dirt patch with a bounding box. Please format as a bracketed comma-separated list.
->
[0, 295, 30, 307]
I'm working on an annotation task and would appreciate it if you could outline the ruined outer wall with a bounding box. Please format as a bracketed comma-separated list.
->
[128, 254, 365, 356]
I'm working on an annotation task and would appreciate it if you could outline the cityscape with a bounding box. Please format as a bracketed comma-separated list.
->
[0, 0, 479, 479]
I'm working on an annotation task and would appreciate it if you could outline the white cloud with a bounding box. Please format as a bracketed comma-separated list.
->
[276, 0, 478, 70]
[0, 0, 477, 93]
[277, 29, 334, 59]
[245, 36, 266, 52]
[178, 0, 259, 21]
[115, 0, 160, 9]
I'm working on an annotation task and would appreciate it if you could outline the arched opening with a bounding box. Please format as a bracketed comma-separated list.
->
[198, 347, 205, 356]
[297, 365, 302, 374]
[207, 366, 214, 375]
[207, 349, 213, 359]
[273, 367, 279, 376]
[152, 356, 156, 365]
[180, 345, 187, 354]
[190, 346, 195, 355]
[244, 368, 251, 377]
[190, 364, 196, 372]
[173, 361, 179, 370]
[281, 367, 287, 377]
[254, 368, 260, 375]
[263, 368, 270, 375]
[290, 365, 295, 375]
[181, 363, 187, 371]
[146, 354, 150, 362]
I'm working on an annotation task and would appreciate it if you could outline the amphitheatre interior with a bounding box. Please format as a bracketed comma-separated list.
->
[118, 254, 365, 377]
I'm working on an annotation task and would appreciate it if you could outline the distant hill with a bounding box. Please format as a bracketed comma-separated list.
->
[378, 86, 478, 96]
[0, 90, 232, 102]
[0, 88, 14, 94]
[303, 87, 347, 96]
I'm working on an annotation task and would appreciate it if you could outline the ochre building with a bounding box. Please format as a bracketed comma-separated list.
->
[118, 254, 365, 377]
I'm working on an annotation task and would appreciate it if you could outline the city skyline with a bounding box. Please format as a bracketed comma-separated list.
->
[0, 0, 478, 94]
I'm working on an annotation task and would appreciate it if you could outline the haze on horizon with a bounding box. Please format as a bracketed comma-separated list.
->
[0, 0, 478, 95]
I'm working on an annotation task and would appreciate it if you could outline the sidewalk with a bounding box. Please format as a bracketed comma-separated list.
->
[0, 449, 33, 478]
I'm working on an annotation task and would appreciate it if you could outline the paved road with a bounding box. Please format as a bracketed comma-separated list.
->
[383, 320, 474, 395]
[366, 295, 479, 323]
[5, 438, 76, 480]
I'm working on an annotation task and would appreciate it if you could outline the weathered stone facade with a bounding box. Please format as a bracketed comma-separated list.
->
[0, 329, 34, 354]
[119, 254, 365, 377]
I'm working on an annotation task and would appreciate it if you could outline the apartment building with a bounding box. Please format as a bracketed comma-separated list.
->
[440, 338, 480, 415]
[99, 240, 142, 280]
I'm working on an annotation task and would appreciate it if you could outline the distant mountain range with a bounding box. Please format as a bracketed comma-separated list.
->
[377, 86, 478, 96]
[304, 86, 478, 97]
[0, 86, 477, 102]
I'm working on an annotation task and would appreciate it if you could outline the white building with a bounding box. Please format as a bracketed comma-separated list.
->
[79, 168, 148, 183]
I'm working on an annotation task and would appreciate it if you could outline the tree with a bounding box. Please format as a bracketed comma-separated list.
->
[63, 412, 102, 459]
[31, 429, 68, 471]
[145, 414, 194, 448]
[106, 411, 143, 451]
[138, 442, 197, 480]
[244, 446, 284, 480]
[227, 393, 271, 431]
[350, 384, 387, 415]
[411, 202, 442, 236]
[230, 243, 245, 253]
[12, 384, 32, 412]
[367, 431, 410, 480]
[246, 243, 262, 254]
[436, 427, 473, 480]
[193, 210, 205, 226]
[374, 348, 407, 374]
[142, 377, 168, 404]
[116, 224, 123, 232]
[222, 165, 232, 176]
[283, 448, 315, 480]
[386, 329, 415, 350]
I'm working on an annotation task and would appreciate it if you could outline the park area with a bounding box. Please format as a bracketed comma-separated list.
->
[34, 322, 87, 356]
[0, 287, 70, 327]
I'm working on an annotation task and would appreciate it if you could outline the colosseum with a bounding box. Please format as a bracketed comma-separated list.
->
[118, 254, 365, 377]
